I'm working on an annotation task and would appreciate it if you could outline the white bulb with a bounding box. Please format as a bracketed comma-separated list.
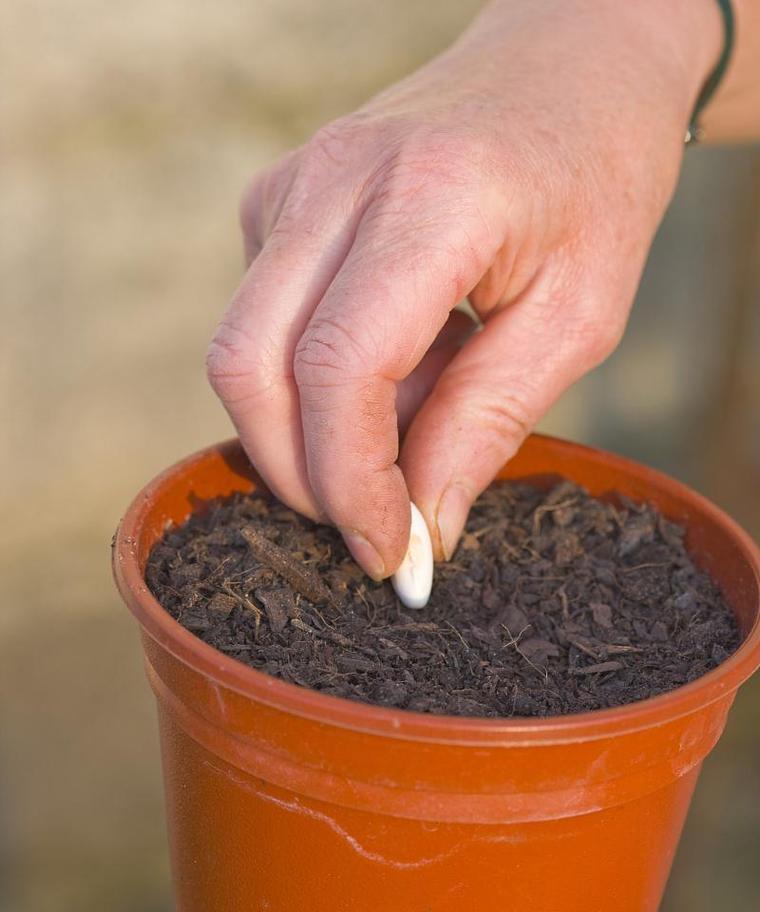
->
[391, 502, 434, 609]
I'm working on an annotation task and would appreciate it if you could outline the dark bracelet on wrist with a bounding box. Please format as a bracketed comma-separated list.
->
[685, 0, 735, 144]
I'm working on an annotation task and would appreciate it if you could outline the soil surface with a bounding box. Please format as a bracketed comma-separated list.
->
[146, 480, 740, 717]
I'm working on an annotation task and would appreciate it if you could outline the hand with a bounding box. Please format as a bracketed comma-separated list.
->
[207, 0, 719, 577]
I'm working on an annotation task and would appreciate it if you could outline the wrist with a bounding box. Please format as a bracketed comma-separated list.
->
[641, 0, 724, 91]
[469, 0, 725, 122]
[635, 0, 728, 136]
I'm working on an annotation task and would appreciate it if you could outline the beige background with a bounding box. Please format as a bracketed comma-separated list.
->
[2, 2, 759, 910]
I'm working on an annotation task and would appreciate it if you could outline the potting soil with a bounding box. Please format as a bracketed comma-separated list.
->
[146, 480, 740, 717]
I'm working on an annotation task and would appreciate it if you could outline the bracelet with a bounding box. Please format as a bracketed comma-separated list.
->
[685, 0, 735, 144]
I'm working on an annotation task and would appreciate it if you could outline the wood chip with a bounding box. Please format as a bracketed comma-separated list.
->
[255, 588, 291, 634]
[241, 525, 334, 606]
[590, 602, 613, 628]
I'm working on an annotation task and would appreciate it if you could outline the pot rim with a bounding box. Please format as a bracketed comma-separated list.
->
[113, 434, 760, 747]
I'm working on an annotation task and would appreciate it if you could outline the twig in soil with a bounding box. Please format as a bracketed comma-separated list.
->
[290, 616, 376, 655]
[567, 635, 599, 659]
[532, 498, 577, 536]
[203, 555, 237, 585]
[222, 582, 263, 638]
[502, 623, 549, 681]
[621, 561, 671, 574]
[515, 648, 549, 682]
[291, 616, 353, 647]
[241, 526, 335, 606]
[500, 623, 531, 649]
[445, 620, 471, 651]
[355, 585, 374, 620]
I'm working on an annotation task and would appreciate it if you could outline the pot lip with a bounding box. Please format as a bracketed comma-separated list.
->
[113, 434, 760, 746]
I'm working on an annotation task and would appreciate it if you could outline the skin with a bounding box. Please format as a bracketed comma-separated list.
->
[207, 0, 760, 579]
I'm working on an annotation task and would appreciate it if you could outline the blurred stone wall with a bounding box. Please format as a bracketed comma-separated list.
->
[1, 2, 758, 910]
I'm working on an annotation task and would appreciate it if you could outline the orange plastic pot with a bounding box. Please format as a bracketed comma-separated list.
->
[113, 435, 760, 911]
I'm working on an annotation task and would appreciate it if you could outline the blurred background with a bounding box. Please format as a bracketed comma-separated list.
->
[1, 1, 758, 910]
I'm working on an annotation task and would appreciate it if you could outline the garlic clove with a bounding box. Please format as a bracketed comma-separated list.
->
[391, 502, 433, 609]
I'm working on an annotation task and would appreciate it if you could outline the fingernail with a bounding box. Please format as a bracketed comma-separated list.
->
[435, 483, 471, 561]
[341, 529, 386, 581]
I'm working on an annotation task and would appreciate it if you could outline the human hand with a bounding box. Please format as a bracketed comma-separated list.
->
[207, 0, 720, 577]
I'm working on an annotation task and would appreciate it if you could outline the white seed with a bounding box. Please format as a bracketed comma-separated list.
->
[391, 502, 433, 609]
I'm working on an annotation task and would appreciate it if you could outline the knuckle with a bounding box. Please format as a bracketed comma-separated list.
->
[588, 321, 625, 365]
[205, 332, 247, 398]
[471, 390, 533, 450]
[358, 202, 491, 302]
[545, 255, 628, 370]
[439, 370, 534, 453]
[206, 322, 273, 404]
[302, 116, 366, 173]
[293, 319, 373, 388]
[567, 309, 626, 368]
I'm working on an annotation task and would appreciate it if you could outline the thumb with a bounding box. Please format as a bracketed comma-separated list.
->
[400, 274, 624, 560]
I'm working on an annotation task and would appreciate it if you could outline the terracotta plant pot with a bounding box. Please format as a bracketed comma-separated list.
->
[113, 435, 760, 912]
